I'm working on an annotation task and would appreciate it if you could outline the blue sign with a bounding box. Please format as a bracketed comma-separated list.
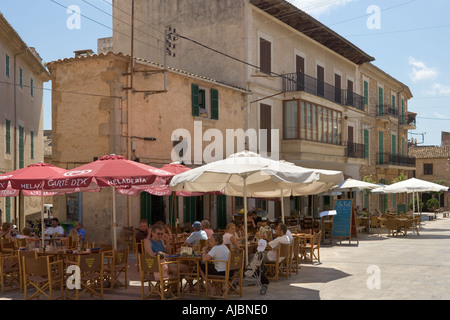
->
[332, 200, 352, 238]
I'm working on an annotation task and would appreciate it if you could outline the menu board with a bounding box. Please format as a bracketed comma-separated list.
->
[332, 200, 353, 238]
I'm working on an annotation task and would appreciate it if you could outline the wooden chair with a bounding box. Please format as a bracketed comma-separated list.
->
[122, 226, 135, 252]
[279, 243, 292, 279]
[0, 239, 16, 254]
[264, 243, 290, 282]
[402, 219, 420, 236]
[66, 252, 104, 300]
[138, 253, 180, 300]
[370, 216, 381, 235]
[385, 219, 399, 237]
[291, 237, 301, 275]
[204, 253, 230, 299]
[228, 249, 244, 297]
[23, 256, 64, 300]
[0, 253, 20, 292]
[104, 248, 129, 291]
[18, 250, 38, 291]
[303, 231, 321, 263]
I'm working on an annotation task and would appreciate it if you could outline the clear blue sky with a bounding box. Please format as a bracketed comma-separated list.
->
[1, 0, 449, 146]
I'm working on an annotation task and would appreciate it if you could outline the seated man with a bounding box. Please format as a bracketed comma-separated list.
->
[135, 219, 149, 243]
[184, 221, 208, 245]
[75, 221, 87, 242]
[265, 224, 290, 262]
[254, 217, 273, 241]
[44, 218, 65, 237]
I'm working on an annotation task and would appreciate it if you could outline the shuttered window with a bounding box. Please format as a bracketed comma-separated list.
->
[5, 54, 10, 78]
[259, 38, 271, 75]
[211, 89, 219, 120]
[19, 126, 24, 169]
[192, 84, 199, 117]
[260, 104, 272, 153]
[19, 68, 23, 88]
[30, 131, 34, 159]
[378, 131, 384, 164]
[363, 81, 368, 106]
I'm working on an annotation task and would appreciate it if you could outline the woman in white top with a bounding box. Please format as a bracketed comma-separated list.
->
[222, 223, 241, 250]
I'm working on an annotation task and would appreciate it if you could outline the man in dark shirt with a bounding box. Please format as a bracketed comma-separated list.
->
[135, 219, 149, 242]
[251, 211, 262, 228]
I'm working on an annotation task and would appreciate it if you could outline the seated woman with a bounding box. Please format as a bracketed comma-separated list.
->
[200, 233, 231, 296]
[222, 223, 241, 250]
[0, 222, 17, 243]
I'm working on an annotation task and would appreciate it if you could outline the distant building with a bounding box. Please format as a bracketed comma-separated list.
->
[0, 14, 50, 226]
[409, 132, 450, 210]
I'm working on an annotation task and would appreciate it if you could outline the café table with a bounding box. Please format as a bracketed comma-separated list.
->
[167, 254, 203, 297]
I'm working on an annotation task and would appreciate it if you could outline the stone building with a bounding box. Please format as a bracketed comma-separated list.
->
[112, 0, 416, 216]
[46, 51, 248, 243]
[0, 14, 50, 227]
[409, 132, 450, 210]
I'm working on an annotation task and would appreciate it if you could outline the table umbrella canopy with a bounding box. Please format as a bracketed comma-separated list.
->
[0, 162, 69, 248]
[333, 178, 380, 192]
[377, 178, 449, 194]
[42, 154, 175, 249]
[170, 151, 320, 194]
[0, 162, 68, 191]
[43, 154, 174, 191]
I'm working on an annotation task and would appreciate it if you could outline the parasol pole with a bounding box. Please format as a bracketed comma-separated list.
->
[112, 187, 117, 250]
[41, 186, 45, 249]
[281, 189, 285, 224]
[243, 175, 249, 266]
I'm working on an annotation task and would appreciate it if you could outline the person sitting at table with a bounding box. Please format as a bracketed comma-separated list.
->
[254, 217, 273, 242]
[223, 223, 241, 250]
[251, 210, 262, 228]
[144, 224, 187, 275]
[44, 218, 65, 237]
[265, 223, 290, 262]
[201, 220, 214, 239]
[75, 221, 87, 242]
[200, 233, 231, 296]
[0, 222, 16, 243]
[135, 219, 149, 243]
[233, 220, 245, 243]
[154, 220, 173, 246]
[184, 221, 208, 245]
[17, 227, 39, 249]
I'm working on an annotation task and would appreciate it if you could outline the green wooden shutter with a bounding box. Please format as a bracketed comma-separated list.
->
[5, 54, 9, 77]
[210, 88, 219, 120]
[5, 119, 11, 154]
[19, 68, 23, 88]
[401, 99, 405, 124]
[364, 129, 369, 159]
[363, 81, 368, 106]
[378, 131, 384, 164]
[392, 135, 396, 155]
[6, 197, 11, 222]
[30, 78, 34, 97]
[19, 126, 24, 169]
[30, 131, 34, 159]
[192, 84, 199, 117]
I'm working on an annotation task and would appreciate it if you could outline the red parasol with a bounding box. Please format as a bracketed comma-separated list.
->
[43, 155, 175, 248]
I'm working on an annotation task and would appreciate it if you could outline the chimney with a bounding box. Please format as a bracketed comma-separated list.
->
[74, 49, 94, 58]
[442, 131, 450, 147]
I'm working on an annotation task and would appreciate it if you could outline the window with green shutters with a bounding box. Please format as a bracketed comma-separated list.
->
[364, 129, 369, 159]
[30, 131, 34, 159]
[31, 78, 34, 97]
[5, 119, 11, 154]
[192, 84, 219, 120]
[6, 54, 10, 78]
[392, 95, 396, 113]
[19, 68, 23, 88]
[363, 81, 368, 106]
[19, 126, 24, 169]
[211, 88, 219, 120]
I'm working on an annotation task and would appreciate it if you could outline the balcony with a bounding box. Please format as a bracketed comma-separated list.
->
[376, 153, 416, 167]
[282, 72, 365, 111]
[346, 141, 366, 159]
[400, 112, 417, 129]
